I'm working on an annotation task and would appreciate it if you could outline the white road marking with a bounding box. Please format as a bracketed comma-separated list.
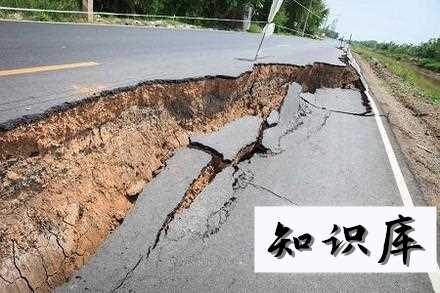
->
[349, 50, 440, 293]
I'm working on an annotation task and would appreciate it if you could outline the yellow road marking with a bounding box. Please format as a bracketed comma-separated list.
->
[0, 62, 99, 77]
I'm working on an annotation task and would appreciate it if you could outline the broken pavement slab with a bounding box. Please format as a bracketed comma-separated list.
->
[56, 82, 433, 292]
[262, 82, 303, 152]
[262, 86, 373, 153]
[2, 61, 362, 292]
[266, 110, 279, 126]
[100, 153, 431, 292]
[259, 88, 401, 205]
[277, 82, 303, 127]
[300, 88, 372, 115]
[190, 116, 263, 161]
[58, 148, 211, 292]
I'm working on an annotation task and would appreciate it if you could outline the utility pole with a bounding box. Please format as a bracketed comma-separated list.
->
[302, 0, 312, 36]
[243, 5, 253, 31]
[82, 0, 93, 22]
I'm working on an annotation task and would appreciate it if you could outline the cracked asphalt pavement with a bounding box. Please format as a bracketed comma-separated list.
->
[59, 81, 435, 292]
[0, 21, 343, 127]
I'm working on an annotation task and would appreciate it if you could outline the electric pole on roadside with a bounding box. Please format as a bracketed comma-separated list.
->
[82, 0, 93, 22]
[302, 0, 312, 36]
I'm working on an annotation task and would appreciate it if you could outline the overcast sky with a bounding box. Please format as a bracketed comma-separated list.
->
[324, 0, 440, 44]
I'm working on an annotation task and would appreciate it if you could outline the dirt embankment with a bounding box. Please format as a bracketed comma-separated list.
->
[0, 63, 359, 292]
[355, 54, 440, 207]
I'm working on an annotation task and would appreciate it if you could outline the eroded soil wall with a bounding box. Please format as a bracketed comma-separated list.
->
[0, 63, 359, 292]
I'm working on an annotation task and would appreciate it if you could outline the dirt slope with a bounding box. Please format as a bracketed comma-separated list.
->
[0, 63, 359, 292]
[355, 54, 440, 208]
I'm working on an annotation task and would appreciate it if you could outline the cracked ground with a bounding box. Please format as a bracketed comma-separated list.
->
[1, 61, 363, 292]
[59, 82, 434, 292]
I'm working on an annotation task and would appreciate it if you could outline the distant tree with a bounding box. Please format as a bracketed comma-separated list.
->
[92, 0, 329, 35]
[417, 38, 440, 59]
[253, 0, 328, 35]
[322, 26, 338, 39]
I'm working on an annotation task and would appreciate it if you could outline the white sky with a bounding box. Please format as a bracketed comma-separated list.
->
[324, 0, 440, 44]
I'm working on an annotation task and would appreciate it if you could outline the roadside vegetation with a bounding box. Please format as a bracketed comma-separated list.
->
[0, 0, 79, 10]
[247, 22, 262, 33]
[354, 38, 440, 72]
[0, 0, 336, 37]
[353, 42, 440, 103]
[0, 0, 82, 21]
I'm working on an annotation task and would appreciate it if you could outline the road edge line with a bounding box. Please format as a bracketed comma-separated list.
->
[348, 49, 440, 293]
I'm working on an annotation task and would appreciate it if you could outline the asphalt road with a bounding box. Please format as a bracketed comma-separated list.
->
[1, 21, 436, 292]
[59, 83, 435, 292]
[0, 21, 343, 126]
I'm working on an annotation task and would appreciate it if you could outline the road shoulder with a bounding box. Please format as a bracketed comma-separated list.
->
[354, 53, 440, 208]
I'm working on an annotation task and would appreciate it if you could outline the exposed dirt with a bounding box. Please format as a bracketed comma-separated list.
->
[0, 63, 359, 292]
[355, 53, 440, 208]
[177, 155, 227, 212]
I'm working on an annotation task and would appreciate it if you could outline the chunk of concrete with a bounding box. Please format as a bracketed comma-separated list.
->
[190, 116, 263, 161]
[301, 88, 367, 114]
[262, 82, 302, 151]
[59, 148, 211, 292]
[278, 82, 302, 127]
[266, 110, 279, 126]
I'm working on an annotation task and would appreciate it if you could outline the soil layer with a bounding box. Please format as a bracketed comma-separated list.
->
[0, 63, 359, 292]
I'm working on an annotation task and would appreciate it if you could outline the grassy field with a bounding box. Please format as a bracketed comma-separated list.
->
[353, 45, 440, 103]
[0, 0, 83, 21]
[0, 0, 80, 10]
[354, 39, 440, 73]
[367, 49, 440, 73]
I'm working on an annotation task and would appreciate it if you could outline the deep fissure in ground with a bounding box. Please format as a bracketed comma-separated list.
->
[0, 62, 361, 292]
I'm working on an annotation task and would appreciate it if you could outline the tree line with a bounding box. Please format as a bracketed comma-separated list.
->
[354, 38, 440, 72]
[1, 0, 333, 35]
[93, 0, 330, 35]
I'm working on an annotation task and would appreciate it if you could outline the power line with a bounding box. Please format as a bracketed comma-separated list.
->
[286, 0, 321, 19]
[277, 25, 315, 38]
[302, 0, 312, 36]
[0, 6, 267, 24]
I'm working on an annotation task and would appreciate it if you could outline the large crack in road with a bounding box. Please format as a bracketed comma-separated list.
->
[60, 78, 377, 292]
[1, 61, 366, 292]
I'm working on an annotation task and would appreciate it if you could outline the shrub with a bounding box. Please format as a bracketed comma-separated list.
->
[247, 22, 262, 33]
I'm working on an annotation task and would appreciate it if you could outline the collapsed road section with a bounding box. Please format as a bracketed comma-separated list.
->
[0, 63, 361, 292]
[60, 80, 428, 292]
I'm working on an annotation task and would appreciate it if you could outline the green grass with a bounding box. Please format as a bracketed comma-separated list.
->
[0, 0, 80, 10]
[353, 39, 440, 73]
[420, 59, 440, 72]
[0, 8, 198, 28]
[353, 45, 440, 103]
[0, 0, 84, 22]
[247, 22, 262, 33]
[0, 10, 86, 22]
[364, 48, 440, 73]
